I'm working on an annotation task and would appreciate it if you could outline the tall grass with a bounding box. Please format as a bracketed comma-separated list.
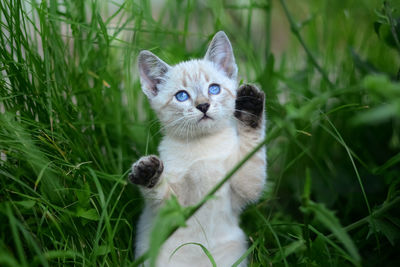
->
[1, 0, 399, 266]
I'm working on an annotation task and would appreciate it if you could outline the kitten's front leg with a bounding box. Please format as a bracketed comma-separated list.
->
[231, 84, 267, 208]
[129, 155, 169, 203]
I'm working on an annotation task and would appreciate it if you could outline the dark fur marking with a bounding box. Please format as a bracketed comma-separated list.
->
[128, 155, 164, 188]
[234, 84, 264, 128]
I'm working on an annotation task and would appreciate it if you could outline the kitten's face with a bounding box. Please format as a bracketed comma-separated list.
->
[153, 60, 237, 137]
[138, 31, 238, 139]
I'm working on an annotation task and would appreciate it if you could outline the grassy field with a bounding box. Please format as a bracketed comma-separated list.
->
[1, 0, 400, 266]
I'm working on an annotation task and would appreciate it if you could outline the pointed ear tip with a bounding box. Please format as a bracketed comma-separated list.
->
[215, 30, 227, 36]
[138, 51, 146, 64]
[138, 51, 159, 68]
[214, 31, 229, 40]
[138, 50, 152, 59]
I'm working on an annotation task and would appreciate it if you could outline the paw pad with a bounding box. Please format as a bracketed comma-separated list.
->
[235, 84, 264, 128]
[129, 155, 163, 188]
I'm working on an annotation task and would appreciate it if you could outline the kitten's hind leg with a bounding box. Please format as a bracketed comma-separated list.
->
[231, 84, 267, 209]
[129, 155, 169, 203]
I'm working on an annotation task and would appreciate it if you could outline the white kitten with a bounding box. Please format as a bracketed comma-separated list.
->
[129, 31, 266, 267]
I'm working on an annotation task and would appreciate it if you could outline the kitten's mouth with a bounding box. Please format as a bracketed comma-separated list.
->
[199, 114, 213, 122]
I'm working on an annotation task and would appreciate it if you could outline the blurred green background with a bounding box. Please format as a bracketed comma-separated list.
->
[1, 0, 400, 266]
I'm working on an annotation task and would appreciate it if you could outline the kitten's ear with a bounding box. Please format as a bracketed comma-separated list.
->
[204, 31, 238, 80]
[138, 50, 171, 98]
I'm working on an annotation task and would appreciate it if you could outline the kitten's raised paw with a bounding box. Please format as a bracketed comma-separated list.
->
[128, 155, 163, 188]
[235, 84, 265, 128]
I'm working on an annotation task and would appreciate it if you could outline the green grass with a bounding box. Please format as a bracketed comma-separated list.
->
[1, 0, 400, 266]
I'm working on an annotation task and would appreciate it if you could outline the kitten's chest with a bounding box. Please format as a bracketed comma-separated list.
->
[160, 128, 239, 205]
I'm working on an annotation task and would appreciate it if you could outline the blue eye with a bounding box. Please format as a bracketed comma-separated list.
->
[208, 84, 221, 95]
[175, 90, 189, 102]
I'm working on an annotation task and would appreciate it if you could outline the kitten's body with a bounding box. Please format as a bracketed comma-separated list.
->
[130, 32, 266, 267]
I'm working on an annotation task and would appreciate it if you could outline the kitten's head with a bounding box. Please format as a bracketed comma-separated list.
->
[138, 31, 238, 139]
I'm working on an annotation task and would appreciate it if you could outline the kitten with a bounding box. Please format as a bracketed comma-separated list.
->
[129, 31, 266, 267]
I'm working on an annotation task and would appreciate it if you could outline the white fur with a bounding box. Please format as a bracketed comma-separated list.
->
[135, 31, 266, 267]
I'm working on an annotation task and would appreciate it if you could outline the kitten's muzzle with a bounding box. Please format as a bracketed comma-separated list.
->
[196, 103, 210, 114]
